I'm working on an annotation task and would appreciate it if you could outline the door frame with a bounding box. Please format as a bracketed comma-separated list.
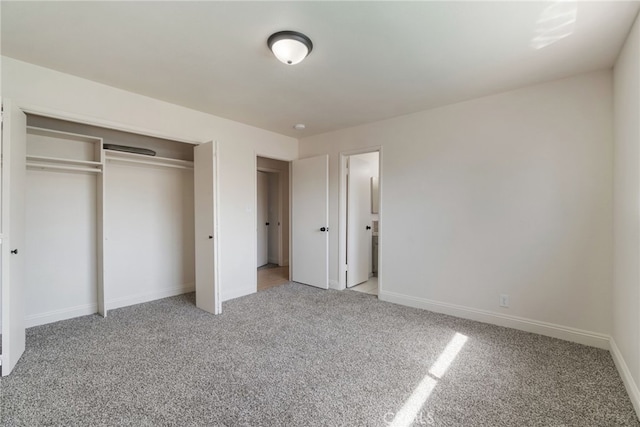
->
[254, 154, 292, 291]
[338, 147, 382, 291]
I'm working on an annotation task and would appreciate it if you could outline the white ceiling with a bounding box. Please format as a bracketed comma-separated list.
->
[2, 1, 639, 137]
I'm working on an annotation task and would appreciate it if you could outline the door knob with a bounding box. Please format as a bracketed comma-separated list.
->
[11, 249, 18, 255]
[366, 225, 371, 230]
[266, 222, 270, 226]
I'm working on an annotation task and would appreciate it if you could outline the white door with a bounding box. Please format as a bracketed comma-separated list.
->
[1, 100, 27, 376]
[257, 171, 268, 267]
[291, 155, 329, 289]
[347, 156, 371, 287]
[193, 141, 219, 315]
[267, 173, 280, 264]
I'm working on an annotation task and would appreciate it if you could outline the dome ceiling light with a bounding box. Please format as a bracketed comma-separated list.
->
[267, 31, 313, 65]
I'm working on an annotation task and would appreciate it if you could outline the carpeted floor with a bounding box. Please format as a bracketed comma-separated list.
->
[0, 283, 638, 426]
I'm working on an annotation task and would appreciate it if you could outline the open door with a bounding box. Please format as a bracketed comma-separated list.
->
[346, 156, 371, 287]
[291, 155, 329, 289]
[1, 100, 27, 376]
[193, 141, 220, 314]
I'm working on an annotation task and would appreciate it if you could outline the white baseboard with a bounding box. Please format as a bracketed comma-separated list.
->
[610, 338, 640, 419]
[329, 279, 341, 290]
[26, 303, 98, 328]
[107, 283, 194, 311]
[378, 290, 610, 349]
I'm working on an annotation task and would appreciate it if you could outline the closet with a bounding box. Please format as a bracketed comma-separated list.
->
[23, 116, 195, 326]
[1, 105, 217, 376]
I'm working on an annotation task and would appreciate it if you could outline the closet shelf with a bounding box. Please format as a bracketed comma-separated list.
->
[105, 150, 193, 170]
[27, 126, 103, 144]
[27, 162, 102, 174]
[26, 155, 103, 168]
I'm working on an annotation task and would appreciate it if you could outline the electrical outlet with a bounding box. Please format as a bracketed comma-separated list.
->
[499, 294, 509, 308]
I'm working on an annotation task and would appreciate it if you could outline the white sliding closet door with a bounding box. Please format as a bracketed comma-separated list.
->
[193, 141, 219, 315]
[1, 100, 27, 376]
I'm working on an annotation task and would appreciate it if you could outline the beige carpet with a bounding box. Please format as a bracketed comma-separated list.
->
[1, 284, 638, 426]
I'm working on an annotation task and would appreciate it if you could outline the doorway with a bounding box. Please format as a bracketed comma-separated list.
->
[256, 156, 290, 291]
[342, 150, 380, 296]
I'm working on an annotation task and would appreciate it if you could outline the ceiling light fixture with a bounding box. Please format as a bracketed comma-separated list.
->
[267, 31, 313, 65]
[293, 123, 306, 131]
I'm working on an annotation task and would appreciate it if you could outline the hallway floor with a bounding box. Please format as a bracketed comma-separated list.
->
[257, 263, 289, 291]
[350, 276, 378, 296]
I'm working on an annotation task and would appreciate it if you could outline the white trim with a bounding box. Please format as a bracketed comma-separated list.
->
[107, 284, 195, 311]
[25, 303, 98, 328]
[213, 141, 222, 314]
[378, 290, 610, 349]
[610, 338, 640, 419]
[18, 104, 203, 145]
[329, 279, 341, 290]
[338, 154, 348, 291]
[253, 155, 260, 288]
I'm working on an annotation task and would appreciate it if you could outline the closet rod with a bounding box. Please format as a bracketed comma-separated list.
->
[26, 162, 102, 174]
[105, 157, 193, 170]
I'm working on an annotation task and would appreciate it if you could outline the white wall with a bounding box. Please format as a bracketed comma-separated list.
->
[613, 11, 640, 416]
[25, 168, 98, 326]
[2, 56, 298, 304]
[300, 70, 613, 345]
[105, 162, 195, 309]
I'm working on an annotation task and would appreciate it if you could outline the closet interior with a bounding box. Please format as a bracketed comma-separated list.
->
[23, 115, 196, 327]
